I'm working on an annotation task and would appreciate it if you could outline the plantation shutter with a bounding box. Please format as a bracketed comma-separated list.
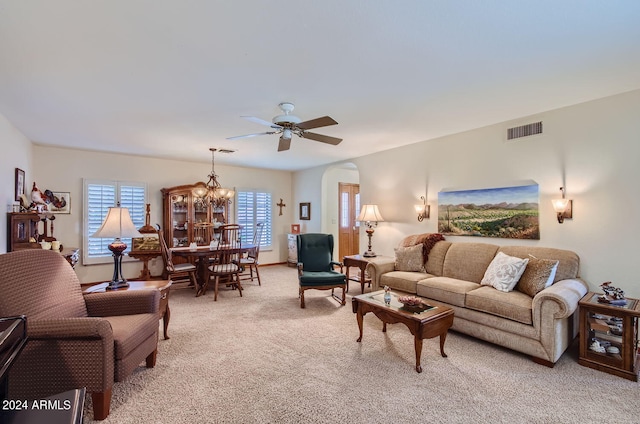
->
[237, 190, 272, 248]
[84, 180, 147, 264]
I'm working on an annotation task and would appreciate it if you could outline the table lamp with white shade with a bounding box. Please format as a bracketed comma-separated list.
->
[91, 204, 142, 290]
[357, 204, 385, 257]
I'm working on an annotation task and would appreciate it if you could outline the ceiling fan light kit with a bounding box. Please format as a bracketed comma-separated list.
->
[227, 102, 342, 151]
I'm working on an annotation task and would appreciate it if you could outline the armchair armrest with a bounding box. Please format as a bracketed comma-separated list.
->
[28, 317, 113, 341]
[330, 261, 344, 272]
[85, 290, 160, 317]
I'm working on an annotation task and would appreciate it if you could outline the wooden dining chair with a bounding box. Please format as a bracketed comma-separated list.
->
[239, 222, 264, 286]
[158, 229, 198, 291]
[205, 224, 243, 300]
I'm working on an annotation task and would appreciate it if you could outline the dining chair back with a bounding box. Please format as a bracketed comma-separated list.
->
[206, 224, 243, 300]
[159, 229, 198, 290]
[239, 222, 264, 285]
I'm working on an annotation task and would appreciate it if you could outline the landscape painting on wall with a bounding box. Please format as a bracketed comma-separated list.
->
[438, 184, 539, 239]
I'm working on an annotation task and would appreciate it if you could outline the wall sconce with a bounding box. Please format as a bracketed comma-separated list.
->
[551, 187, 573, 224]
[414, 196, 430, 222]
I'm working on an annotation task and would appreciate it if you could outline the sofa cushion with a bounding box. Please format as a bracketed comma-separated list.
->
[480, 252, 529, 292]
[394, 244, 425, 272]
[424, 241, 451, 276]
[515, 257, 559, 297]
[465, 285, 533, 325]
[381, 271, 431, 293]
[442, 243, 499, 283]
[416, 276, 479, 307]
[498, 246, 579, 282]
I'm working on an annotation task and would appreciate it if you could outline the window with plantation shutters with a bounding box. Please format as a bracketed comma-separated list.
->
[236, 190, 272, 249]
[83, 179, 147, 265]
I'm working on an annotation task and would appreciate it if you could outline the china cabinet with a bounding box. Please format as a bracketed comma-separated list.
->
[6, 212, 40, 251]
[578, 292, 640, 381]
[161, 182, 229, 249]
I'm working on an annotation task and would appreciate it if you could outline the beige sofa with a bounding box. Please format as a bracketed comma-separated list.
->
[367, 236, 589, 366]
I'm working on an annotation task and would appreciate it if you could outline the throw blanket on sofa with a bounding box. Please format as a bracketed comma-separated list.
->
[398, 232, 445, 265]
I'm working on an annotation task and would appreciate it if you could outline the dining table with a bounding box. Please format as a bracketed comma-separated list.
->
[171, 243, 256, 296]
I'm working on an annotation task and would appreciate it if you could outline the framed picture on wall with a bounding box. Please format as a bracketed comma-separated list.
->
[299, 202, 310, 220]
[15, 168, 25, 201]
[48, 191, 71, 214]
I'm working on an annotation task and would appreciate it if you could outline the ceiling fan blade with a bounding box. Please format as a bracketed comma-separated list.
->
[277, 136, 292, 152]
[226, 131, 276, 140]
[242, 116, 282, 129]
[300, 131, 343, 145]
[296, 116, 338, 130]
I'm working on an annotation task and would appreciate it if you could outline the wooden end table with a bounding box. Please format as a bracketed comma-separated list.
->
[352, 290, 454, 373]
[578, 291, 640, 381]
[343, 254, 392, 293]
[83, 280, 172, 340]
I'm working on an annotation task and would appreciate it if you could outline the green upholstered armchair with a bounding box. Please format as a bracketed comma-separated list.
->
[296, 233, 346, 308]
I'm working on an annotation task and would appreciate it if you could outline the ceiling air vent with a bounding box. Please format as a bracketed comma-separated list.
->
[507, 121, 542, 140]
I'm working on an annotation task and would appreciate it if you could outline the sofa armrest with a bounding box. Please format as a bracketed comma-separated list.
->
[533, 278, 589, 319]
[365, 257, 396, 290]
[28, 317, 113, 341]
[85, 290, 160, 317]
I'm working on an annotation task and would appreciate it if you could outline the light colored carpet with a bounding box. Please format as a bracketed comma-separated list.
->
[85, 265, 639, 423]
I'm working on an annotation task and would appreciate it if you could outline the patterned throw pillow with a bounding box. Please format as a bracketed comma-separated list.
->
[394, 244, 425, 272]
[515, 257, 559, 297]
[481, 252, 529, 292]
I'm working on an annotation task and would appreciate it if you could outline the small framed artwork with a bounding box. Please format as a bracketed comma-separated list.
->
[291, 224, 300, 234]
[48, 191, 71, 214]
[15, 168, 25, 201]
[132, 233, 160, 252]
[299, 202, 311, 220]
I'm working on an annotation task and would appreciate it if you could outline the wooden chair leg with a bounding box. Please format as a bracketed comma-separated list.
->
[146, 349, 157, 368]
[214, 276, 220, 301]
[300, 287, 306, 308]
[235, 274, 243, 297]
[254, 266, 261, 286]
[91, 388, 112, 421]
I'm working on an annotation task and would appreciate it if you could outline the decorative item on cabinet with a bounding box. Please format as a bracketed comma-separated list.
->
[129, 204, 162, 280]
[6, 212, 40, 251]
[161, 182, 230, 250]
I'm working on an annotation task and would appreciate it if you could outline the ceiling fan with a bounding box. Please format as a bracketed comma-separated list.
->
[227, 102, 342, 152]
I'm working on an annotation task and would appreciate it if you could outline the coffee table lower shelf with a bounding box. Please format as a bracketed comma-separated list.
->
[352, 291, 454, 373]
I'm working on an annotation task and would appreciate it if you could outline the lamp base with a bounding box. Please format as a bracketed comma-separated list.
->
[106, 280, 130, 290]
[107, 240, 129, 290]
[363, 250, 377, 258]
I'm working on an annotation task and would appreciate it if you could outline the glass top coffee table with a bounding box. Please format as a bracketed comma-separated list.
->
[352, 290, 454, 373]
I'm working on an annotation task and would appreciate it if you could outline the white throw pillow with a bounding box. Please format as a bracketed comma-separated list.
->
[481, 252, 529, 292]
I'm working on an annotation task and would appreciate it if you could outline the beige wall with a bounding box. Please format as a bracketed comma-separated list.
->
[295, 89, 640, 298]
[30, 145, 293, 283]
[0, 114, 33, 252]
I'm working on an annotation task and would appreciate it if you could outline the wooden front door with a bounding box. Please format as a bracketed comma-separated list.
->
[338, 183, 360, 259]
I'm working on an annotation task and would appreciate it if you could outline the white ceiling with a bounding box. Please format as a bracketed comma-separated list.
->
[1, 1, 639, 171]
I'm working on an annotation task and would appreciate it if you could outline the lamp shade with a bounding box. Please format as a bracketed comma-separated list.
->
[92, 207, 142, 239]
[357, 204, 385, 223]
[551, 198, 570, 213]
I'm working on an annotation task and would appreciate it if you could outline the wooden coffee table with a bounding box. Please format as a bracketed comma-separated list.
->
[352, 290, 454, 373]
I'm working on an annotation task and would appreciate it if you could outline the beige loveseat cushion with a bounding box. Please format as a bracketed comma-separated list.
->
[416, 276, 480, 307]
[465, 286, 533, 325]
[381, 271, 432, 293]
[442, 243, 499, 283]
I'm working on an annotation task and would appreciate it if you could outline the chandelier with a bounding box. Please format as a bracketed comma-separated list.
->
[193, 148, 235, 208]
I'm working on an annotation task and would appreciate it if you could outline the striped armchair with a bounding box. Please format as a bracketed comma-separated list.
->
[0, 249, 160, 420]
